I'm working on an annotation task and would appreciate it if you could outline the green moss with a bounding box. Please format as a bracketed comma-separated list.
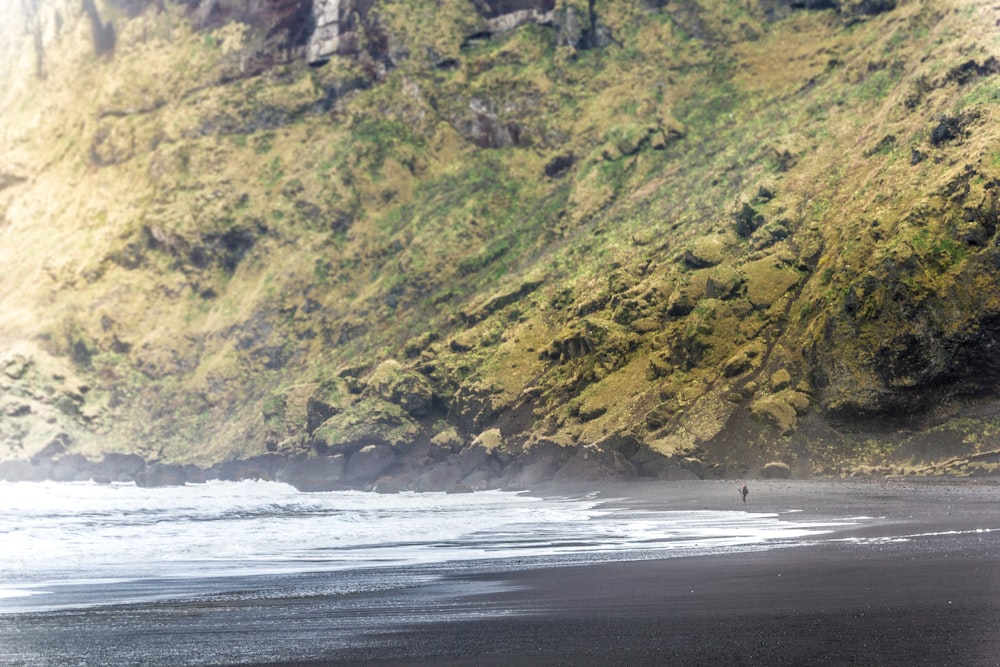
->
[313, 397, 419, 450]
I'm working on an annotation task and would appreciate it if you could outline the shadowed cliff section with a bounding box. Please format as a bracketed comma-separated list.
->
[2, 0, 1000, 490]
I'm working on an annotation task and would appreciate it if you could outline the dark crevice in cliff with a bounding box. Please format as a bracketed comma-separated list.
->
[82, 0, 116, 56]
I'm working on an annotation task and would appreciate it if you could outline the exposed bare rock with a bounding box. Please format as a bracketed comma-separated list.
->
[308, 0, 378, 65]
[345, 444, 397, 484]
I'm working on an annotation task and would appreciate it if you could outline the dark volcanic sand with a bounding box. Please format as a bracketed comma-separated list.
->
[3, 479, 1000, 666]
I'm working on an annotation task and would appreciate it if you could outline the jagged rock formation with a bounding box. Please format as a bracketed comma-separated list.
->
[2, 0, 1000, 490]
[308, 0, 377, 65]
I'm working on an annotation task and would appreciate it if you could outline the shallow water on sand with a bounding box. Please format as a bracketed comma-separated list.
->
[0, 480, 865, 614]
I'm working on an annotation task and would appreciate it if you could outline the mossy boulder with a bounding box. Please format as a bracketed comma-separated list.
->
[752, 388, 812, 435]
[365, 360, 435, 417]
[430, 424, 464, 452]
[683, 235, 730, 269]
[472, 427, 504, 452]
[312, 398, 420, 454]
[743, 256, 801, 309]
[722, 341, 767, 378]
[761, 461, 791, 479]
[770, 368, 792, 391]
[705, 266, 743, 300]
[752, 395, 798, 435]
[306, 380, 351, 432]
[630, 316, 662, 334]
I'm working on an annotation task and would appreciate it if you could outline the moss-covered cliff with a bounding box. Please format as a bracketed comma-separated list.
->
[3, 0, 1000, 488]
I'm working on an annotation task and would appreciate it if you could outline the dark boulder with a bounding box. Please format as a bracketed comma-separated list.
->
[276, 455, 346, 491]
[372, 473, 414, 493]
[93, 453, 146, 483]
[344, 445, 397, 485]
[209, 455, 282, 482]
[544, 154, 576, 179]
[137, 463, 187, 487]
[411, 463, 466, 492]
[552, 445, 637, 483]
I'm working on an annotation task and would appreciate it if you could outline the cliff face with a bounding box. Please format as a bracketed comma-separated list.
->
[3, 0, 1000, 489]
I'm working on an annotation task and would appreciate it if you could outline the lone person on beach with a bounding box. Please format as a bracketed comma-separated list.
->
[740, 483, 749, 503]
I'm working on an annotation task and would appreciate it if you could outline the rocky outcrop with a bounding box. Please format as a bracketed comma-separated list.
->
[307, 0, 378, 65]
[471, 0, 556, 33]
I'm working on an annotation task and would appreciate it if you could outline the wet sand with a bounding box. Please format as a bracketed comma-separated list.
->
[3, 478, 1000, 666]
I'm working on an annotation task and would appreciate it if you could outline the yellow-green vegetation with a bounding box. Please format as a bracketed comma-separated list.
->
[3, 0, 1000, 484]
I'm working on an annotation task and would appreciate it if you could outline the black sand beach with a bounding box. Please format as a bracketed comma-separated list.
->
[3, 479, 1000, 666]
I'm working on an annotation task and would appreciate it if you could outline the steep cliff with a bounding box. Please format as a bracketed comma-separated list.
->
[2, 0, 1000, 488]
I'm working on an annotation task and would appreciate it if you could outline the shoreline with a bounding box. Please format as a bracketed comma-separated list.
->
[2, 478, 1000, 665]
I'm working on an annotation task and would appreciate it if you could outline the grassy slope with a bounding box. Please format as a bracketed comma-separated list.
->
[1, 0, 1000, 477]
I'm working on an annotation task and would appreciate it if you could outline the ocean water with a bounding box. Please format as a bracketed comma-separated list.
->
[0, 480, 859, 615]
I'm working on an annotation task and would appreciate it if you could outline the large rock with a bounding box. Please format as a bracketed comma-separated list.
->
[307, 0, 378, 65]
[312, 398, 420, 454]
[136, 463, 187, 487]
[761, 461, 792, 478]
[552, 445, 637, 483]
[410, 464, 466, 492]
[276, 455, 346, 491]
[344, 444, 397, 485]
[210, 455, 282, 482]
[364, 360, 435, 417]
[93, 453, 146, 483]
[504, 440, 570, 488]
